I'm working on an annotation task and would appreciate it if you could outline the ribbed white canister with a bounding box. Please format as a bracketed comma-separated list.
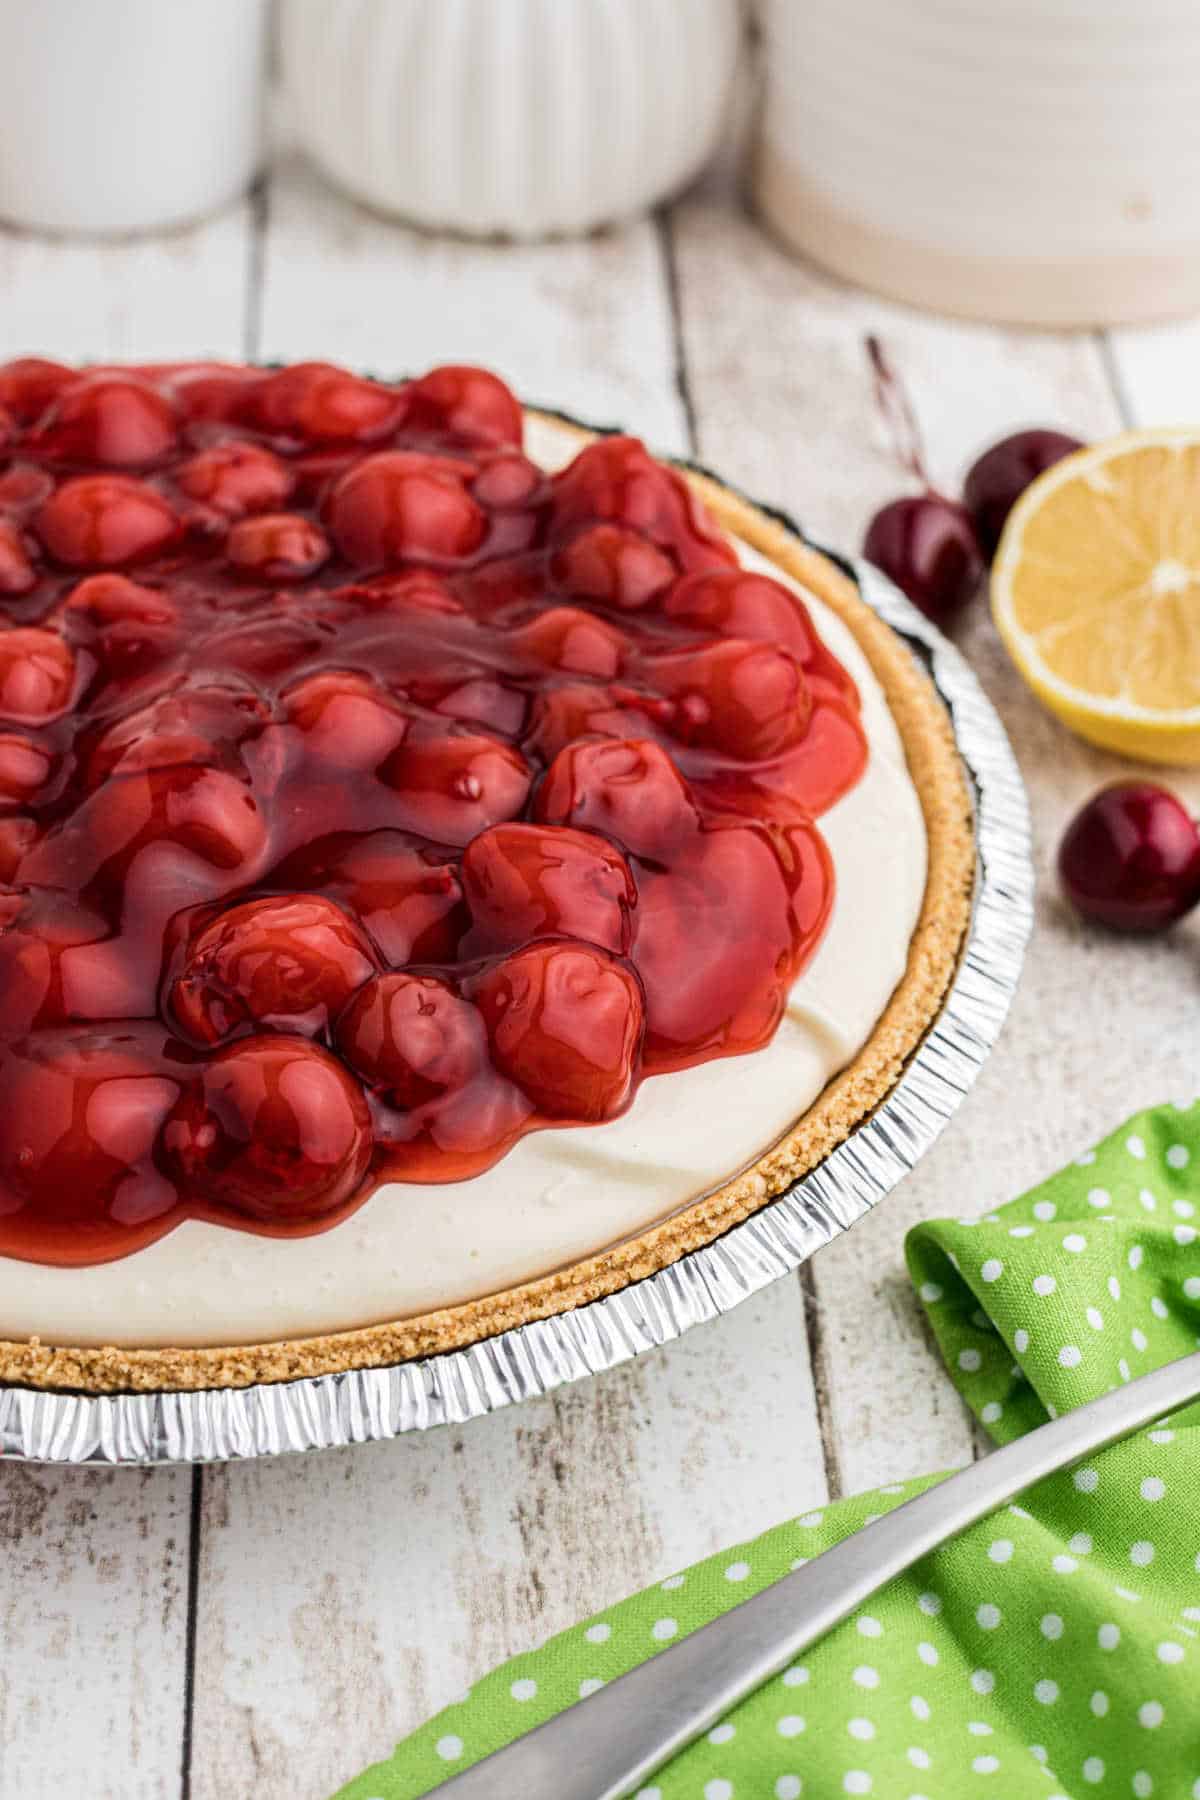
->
[280, 0, 742, 239]
[754, 0, 1200, 326]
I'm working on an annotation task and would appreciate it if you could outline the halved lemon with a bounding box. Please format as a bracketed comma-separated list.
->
[991, 429, 1200, 764]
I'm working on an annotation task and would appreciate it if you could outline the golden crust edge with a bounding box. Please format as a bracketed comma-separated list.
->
[0, 442, 975, 1394]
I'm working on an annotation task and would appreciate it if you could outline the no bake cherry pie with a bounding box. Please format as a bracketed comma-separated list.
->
[0, 357, 971, 1390]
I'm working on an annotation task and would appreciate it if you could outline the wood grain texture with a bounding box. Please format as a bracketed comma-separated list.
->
[186, 155, 829, 1800]
[0, 198, 254, 1800]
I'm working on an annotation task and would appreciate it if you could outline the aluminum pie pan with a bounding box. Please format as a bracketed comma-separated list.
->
[0, 500, 1033, 1464]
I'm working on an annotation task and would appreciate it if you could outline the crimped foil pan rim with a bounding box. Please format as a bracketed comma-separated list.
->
[0, 508, 1033, 1465]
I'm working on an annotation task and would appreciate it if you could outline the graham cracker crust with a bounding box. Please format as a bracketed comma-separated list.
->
[0, 436, 976, 1394]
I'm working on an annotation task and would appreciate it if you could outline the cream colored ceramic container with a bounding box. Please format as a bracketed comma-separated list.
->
[280, 0, 741, 238]
[754, 0, 1200, 326]
[0, 0, 267, 235]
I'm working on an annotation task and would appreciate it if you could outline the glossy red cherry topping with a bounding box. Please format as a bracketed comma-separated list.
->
[1058, 782, 1200, 934]
[0, 356, 867, 1263]
[163, 1035, 372, 1224]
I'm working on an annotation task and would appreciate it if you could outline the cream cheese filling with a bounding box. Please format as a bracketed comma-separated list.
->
[0, 424, 928, 1349]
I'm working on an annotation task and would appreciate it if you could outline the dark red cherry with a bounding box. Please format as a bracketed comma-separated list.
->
[862, 494, 982, 625]
[34, 375, 178, 467]
[535, 737, 699, 861]
[0, 815, 37, 882]
[0, 1036, 179, 1237]
[84, 683, 269, 788]
[405, 365, 524, 450]
[281, 830, 465, 966]
[0, 733, 54, 806]
[336, 972, 486, 1110]
[36, 475, 181, 567]
[1058, 781, 1200, 933]
[551, 436, 737, 576]
[176, 441, 294, 518]
[664, 569, 826, 669]
[24, 764, 268, 891]
[475, 941, 644, 1121]
[0, 463, 55, 517]
[380, 733, 532, 846]
[163, 1035, 371, 1222]
[643, 638, 811, 759]
[512, 606, 625, 679]
[0, 521, 37, 595]
[0, 628, 76, 722]
[471, 451, 542, 509]
[965, 430, 1084, 559]
[463, 822, 636, 954]
[553, 523, 677, 610]
[0, 358, 73, 425]
[170, 894, 376, 1045]
[523, 682, 646, 762]
[0, 405, 12, 452]
[283, 670, 410, 770]
[246, 362, 404, 444]
[60, 572, 175, 628]
[167, 362, 261, 424]
[226, 511, 330, 580]
[326, 451, 487, 566]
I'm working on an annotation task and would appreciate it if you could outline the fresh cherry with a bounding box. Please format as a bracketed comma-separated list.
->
[282, 670, 409, 771]
[644, 638, 811, 759]
[862, 495, 983, 624]
[463, 822, 636, 954]
[553, 523, 677, 610]
[0, 628, 76, 722]
[535, 737, 699, 861]
[35, 474, 181, 567]
[33, 375, 178, 467]
[475, 940, 644, 1122]
[551, 437, 737, 577]
[0, 734, 54, 806]
[379, 732, 532, 846]
[335, 971, 486, 1109]
[1058, 781, 1200, 934]
[170, 894, 377, 1045]
[246, 362, 404, 444]
[84, 683, 270, 788]
[176, 441, 294, 518]
[163, 1034, 372, 1222]
[512, 606, 624, 679]
[0, 1036, 179, 1239]
[226, 511, 330, 580]
[0, 521, 37, 595]
[404, 365, 524, 450]
[0, 358, 73, 425]
[965, 429, 1084, 559]
[326, 451, 487, 565]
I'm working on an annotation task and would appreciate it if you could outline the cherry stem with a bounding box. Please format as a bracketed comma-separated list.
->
[865, 334, 932, 491]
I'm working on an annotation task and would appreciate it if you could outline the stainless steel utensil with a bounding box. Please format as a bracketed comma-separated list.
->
[437, 1349, 1200, 1799]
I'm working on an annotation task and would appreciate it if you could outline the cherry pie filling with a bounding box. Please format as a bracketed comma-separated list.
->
[0, 358, 867, 1267]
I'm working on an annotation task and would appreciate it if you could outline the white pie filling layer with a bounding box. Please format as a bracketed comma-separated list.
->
[0, 427, 928, 1349]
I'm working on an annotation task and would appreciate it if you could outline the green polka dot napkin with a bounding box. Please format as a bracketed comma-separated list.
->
[336, 1103, 1200, 1800]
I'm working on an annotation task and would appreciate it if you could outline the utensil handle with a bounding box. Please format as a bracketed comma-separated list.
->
[437, 1349, 1200, 1799]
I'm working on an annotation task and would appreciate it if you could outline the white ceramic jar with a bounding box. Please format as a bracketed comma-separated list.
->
[280, 0, 742, 238]
[0, 0, 267, 236]
[754, 0, 1200, 326]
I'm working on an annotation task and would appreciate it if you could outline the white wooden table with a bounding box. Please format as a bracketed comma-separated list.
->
[2, 147, 1199, 1800]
